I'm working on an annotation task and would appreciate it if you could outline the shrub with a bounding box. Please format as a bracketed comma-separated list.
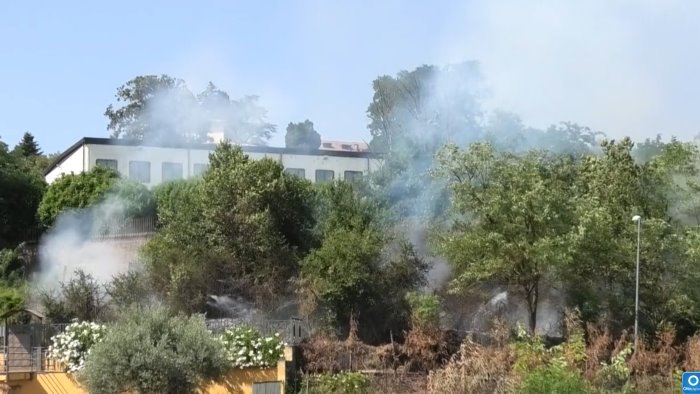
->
[47, 321, 107, 373]
[220, 326, 285, 369]
[302, 371, 370, 394]
[517, 363, 591, 394]
[81, 307, 228, 394]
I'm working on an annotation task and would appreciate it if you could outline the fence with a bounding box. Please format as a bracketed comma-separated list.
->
[90, 215, 157, 239]
[0, 319, 308, 375]
[205, 317, 310, 345]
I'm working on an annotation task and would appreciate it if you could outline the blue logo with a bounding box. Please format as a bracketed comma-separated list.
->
[684, 372, 700, 393]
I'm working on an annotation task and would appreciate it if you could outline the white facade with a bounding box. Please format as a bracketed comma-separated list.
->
[45, 138, 382, 187]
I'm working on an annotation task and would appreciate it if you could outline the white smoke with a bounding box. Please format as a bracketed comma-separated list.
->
[34, 196, 138, 293]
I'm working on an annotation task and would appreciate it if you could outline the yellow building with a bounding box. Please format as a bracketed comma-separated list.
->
[0, 310, 298, 394]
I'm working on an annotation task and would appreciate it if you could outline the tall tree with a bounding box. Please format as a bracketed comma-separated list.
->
[13, 132, 42, 157]
[285, 120, 322, 150]
[367, 63, 483, 155]
[299, 181, 427, 341]
[434, 143, 577, 333]
[105, 76, 276, 145]
[0, 136, 45, 248]
[566, 138, 700, 335]
[197, 83, 276, 145]
[143, 142, 315, 312]
[105, 75, 195, 141]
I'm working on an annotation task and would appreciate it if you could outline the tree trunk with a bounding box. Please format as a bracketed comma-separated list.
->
[525, 282, 539, 335]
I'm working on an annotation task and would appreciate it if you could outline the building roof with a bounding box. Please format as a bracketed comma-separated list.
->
[45, 137, 382, 176]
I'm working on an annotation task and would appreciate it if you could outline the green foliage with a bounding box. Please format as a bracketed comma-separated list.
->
[82, 307, 228, 394]
[300, 181, 426, 340]
[285, 119, 322, 150]
[302, 371, 370, 394]
[37, 166, 119, 227]
[405, 292, 441, 329]
[0, 285, 25, 317]
[106, 76, 276, 144]
[38, 166, 155, 228]
[106, 271, 152, 312]
[0, 248, 25, 284]
[0, 137, 45, 248]
[13, 132, 42, 157]
[40, 270, 107, 323]
[219, 326, 284, 368]
[144, 143, 315, 312]
[434, 143, 576, 333]
[517, 363, 592, 394]
[595, 344, 633, 390]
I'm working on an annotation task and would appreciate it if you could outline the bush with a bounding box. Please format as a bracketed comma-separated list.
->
[47, 321, 107, 373]
[517, 363, 591, 394]
[81, 307, 228, 394]
[220, 326, 285, 369]
[302, 371, 370, 394]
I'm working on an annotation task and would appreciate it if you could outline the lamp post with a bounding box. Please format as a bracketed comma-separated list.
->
[632, 215, 641, 351]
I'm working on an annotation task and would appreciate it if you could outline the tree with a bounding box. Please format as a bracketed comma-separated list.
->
[39, 269, 108, 323]
[37, 167, 154, 227]
[198, 83, 276, 145]
[0, 136, 45, 248]
[82, 307, 228, 394]
[143, 143, 315, 313]
[299, 181, 426, 341]
[285, 120, 322, 150]
[105, 75, 196, 141]
[13, 132, 42, 157]
[434, 143, 577, 333]
[105, 77, 276, 145]
[565, 138, 700, 335]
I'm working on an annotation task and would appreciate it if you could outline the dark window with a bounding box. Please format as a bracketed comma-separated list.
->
[284, 168, 306, 178]
[344, 171, 363, 182]
[129, 161, 151, 183]
[341, 144, 352, 150]
[322, 142, 333, 148]
[95, 159, 118, 172]
[193, 163, 209, 177]
[162, 162, 183, 181]
[315, 169, 334, 183]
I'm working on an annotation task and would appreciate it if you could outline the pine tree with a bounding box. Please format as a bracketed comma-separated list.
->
[14, 132, 41, 157]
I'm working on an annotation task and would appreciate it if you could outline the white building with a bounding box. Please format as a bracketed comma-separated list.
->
[45, 137, 382, 186]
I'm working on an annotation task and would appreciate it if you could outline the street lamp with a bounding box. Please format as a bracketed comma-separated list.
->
[632, 215, 641, 351]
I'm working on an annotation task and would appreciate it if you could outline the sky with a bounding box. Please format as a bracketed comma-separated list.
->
[1, 0, 699, 154]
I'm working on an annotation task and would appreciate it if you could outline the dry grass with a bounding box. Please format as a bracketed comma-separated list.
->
[629, 327, 679, 376]
[426, 337, 516, 394]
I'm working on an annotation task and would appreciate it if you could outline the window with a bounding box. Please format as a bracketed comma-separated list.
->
[344, 171, 363, 182]
[162, 162, 183, 181]
[341, 144, 352, 150]
[129, 161, 151, 183]
[284, 168, 306, 178]
[322, 142, 333, 148]
[95, 159, 118, 172]
[315, 169, 334, 183]
[193, 163, 209, 177]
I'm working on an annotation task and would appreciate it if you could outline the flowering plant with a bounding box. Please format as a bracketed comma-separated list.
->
[47, 321, 107, 373]
[219, 326, 284, 369]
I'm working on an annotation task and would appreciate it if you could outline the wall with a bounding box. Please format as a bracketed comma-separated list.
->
[0, 360, 286, 394]
[46, 141, 381, 186]
[45, 146, 86, 184]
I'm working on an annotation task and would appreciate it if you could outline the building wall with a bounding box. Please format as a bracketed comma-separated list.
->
[1, 361, 286, 394]
[46, 142, 380, 186]
[45, 146, 86, 184]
